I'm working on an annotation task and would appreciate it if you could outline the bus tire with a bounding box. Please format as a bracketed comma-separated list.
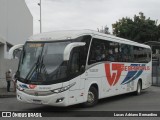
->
[135, 80, 142, 95]
[82, 86, 98, 107]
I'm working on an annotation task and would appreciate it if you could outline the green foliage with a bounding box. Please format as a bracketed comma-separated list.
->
[112, 12, 160, 43]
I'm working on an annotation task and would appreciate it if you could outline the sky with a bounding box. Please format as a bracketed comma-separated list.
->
[25, 0, 160, 34]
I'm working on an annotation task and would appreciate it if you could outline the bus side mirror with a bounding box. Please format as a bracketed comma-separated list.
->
[8, 44, 24, 59]
[63, 42, 86, 61]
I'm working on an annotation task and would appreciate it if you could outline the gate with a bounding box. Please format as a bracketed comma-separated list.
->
[144, 41, 160, 86]
[152, 59, 160, 86]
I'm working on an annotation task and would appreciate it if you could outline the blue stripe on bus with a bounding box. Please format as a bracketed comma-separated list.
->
[121, 64, 139, 85]
[123, 64, 145, 84]
[121, 64, 145, 85]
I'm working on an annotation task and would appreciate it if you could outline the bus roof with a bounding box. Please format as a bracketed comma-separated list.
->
[28, 29, 150, 49]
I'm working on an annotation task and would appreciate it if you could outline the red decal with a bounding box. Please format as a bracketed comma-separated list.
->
[29, 84, 37, 89]
[105, 63, 124, 86]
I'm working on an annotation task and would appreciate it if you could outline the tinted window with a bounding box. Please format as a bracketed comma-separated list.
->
[73, 35, 91, 68]
[70, 48, 80, 74]
[133, 46, 151, 63]
[88, 39, 107, 65]
[88, 38, 151, 65]
[69, 35, 91, 75]
[88, 38, 120, 64]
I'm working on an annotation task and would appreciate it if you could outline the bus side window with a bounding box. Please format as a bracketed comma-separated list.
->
[88, 38, 107, 65]
[107, 49, 115, 61]
[120, 44, 133, 62]
[88, 40, 96, 65]
[69, 47, 86, 75]
[70, 50, 80, 74]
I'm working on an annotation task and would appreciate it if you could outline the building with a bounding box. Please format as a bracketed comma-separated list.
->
[0, 0, 33, 88]
[0, 0, 33, 58]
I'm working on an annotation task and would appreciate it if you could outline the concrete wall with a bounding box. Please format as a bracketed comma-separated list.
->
[0, 0, 7, 41]
[0, 0, 33, 88]
[0, 44, 5, 59]
[0, 0, 33, 45]
[0, 59, 19, 88]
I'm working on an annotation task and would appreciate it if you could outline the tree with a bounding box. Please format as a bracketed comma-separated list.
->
[112, 12, 160, 43]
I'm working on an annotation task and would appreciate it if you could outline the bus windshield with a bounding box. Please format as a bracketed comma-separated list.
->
[18, 41, 70, 84]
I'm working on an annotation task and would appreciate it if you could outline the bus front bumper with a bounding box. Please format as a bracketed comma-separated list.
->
[16, 89, 69, 106]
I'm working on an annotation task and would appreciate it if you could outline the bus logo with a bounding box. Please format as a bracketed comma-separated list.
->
[105, 63, 123, 86]
[105, 63, 150, 86]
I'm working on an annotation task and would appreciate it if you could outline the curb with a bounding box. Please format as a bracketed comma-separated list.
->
[0, 94, 16, 98]
[0, 88, 16, 98]
[0, 92, 16, 98]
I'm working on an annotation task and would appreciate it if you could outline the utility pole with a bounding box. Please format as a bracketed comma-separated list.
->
[38, 0, 42, 33]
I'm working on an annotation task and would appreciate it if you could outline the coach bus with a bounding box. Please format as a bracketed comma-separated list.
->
[13, 30, 152, 107]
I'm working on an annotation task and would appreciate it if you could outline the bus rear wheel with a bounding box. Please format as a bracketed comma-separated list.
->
[135, 81, 142, 95]
[82, 86, 98, 107]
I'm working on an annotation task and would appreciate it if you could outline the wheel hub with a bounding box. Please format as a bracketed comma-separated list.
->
[87, 91, 94, 103]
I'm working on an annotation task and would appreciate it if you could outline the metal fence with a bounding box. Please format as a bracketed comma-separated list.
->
[152, 59, 160, 86]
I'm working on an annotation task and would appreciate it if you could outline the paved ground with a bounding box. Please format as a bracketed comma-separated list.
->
[0, 86, 160, 111]
[0, 86, 160, 119]
[0, 88, 16, 98]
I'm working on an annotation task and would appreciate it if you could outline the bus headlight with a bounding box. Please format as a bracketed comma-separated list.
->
[51, 82, 76, 93]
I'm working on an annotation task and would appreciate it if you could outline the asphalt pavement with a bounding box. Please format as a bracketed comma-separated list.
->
[0, 88, 16, 98]
[0, 86, 160, 119]
[0, 86, 160, 111]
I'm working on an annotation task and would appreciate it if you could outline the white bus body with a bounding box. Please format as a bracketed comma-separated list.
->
[15, 30, 152, 107]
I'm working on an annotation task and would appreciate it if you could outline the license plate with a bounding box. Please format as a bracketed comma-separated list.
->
[32, 99, 42, 104]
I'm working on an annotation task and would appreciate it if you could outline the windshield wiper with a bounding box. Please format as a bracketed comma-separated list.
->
[24, 55, 41, 82]
[24, 54, 49, 83]
[37, 55, 48, 81]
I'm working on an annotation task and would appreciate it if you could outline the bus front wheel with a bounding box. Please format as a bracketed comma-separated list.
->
[82, 86, 98, 107]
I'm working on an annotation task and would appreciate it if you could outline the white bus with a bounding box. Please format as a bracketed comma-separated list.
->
[14, 30, 152, 107]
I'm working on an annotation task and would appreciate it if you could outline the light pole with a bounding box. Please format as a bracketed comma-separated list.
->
[38, 0, 42, 33]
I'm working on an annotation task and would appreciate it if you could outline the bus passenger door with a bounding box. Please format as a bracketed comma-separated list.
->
[68, 47, 86, 104]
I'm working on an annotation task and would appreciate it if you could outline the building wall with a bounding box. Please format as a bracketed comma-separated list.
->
[0, 0, 33, 45]
[0, 0, 33, 88]
[0, 44, 5, 59]
[0, 0, 7, 41]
